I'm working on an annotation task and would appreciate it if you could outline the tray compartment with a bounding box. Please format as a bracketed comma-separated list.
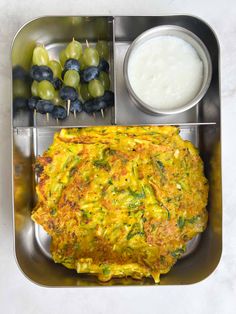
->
[12, 16, 115, 127]
[13, 123, 221, 286]
[114, 16, 220, 125]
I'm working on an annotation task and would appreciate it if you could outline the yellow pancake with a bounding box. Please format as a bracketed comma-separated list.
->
[32, 126, 208, 283]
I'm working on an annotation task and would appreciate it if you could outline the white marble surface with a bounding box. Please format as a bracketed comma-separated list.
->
[0, 0, 236, 313]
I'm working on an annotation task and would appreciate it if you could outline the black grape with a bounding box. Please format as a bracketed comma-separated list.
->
[36, 100, 54, 114]
[80, 66, 99, 83]
[51, 106, 67, 120]
[98, 59, 109, 73]
[30, 65, 53, 82]
[59, 86, 78, 101]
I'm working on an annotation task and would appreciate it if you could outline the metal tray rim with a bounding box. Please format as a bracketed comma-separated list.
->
[11, 14, 222, 287]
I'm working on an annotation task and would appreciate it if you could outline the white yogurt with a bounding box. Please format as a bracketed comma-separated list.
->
[127, 36, 203, 110]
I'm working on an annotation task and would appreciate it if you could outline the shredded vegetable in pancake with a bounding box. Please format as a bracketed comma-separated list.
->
[32, 126, 208, 283]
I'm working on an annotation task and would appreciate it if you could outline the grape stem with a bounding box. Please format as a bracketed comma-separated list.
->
[67, 99, 71, 116]
[101, 109, 104, 118]
[74, 109, 76, 118]
[33, 109, 37, 125]
[46, 112, 49, 122]
[86, 40, 89, 48]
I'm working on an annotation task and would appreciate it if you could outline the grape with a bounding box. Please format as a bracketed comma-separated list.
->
[83, 91, 114, 113]
[98, 58, 109, 73]
[99, 90, 114, 106]
[28, 96, 40, 110]
[70, 99, 83, 113]
[80, 84, 92, 101]
[64, 59, 80, 72]
[83, 98, 107, 113]
[79, 55, 86, 70]
[59, 49, 67, 67]
[31, 80, 38, 96]
[65, 39, 82, 59]
[51, 106, 67, 120]
[88, 79, 104, 97]
[13, 79, 30, 98]
[83, 99, 95, 113]
[98, 71, 110, 90]
[48, 60, 62, 78]
[96, 41, 109, 60]
[59, 86, 77, 101]
[83, 47, 99, 67]
[61, 69, 66, 80]
[13, 65, 28, 81]
[81, 66, 99, 83]
[32, 46, 49, 66]
[38, 80, 55, 100]
[13, 97, 28, 111]
[30, 65, 53, 82]
[64, 70, 80, 88]
[77, 83, 81, 95]
[52, 91, 63, 106]
[36, 100, 54, 114]
[53, 78, 63, 90]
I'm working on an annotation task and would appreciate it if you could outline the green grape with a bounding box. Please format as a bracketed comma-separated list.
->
[77, 84, 84, 102]
[59, 49, 67, 67]
[31, 80, 38, 96]
[64, 70, 80, 88]
[65, 39, 82, 59]
[48, 60, 62, 78]
[78, 56, 85, 70]
[80, 83, 92, 101]
[77, 83, 81, 95]
[52, 90, 63, 106]
[88, 79, 104, 97]
[38, 80, 55, 100]
[98, 71, 110, 90]
[96, 40, 109, 60]
[13, 79, 30, 98]
[32, 46, 49, 66]
[79, 55, 86, 70]
[83, 47, 99, 67]
[77, 83, 81, 92]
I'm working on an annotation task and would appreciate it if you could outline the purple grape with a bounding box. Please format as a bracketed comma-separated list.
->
[51, 106, 67, 120]
[30, 65, 53, 82]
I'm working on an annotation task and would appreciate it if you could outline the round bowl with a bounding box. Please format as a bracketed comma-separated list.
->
[123, 25, 212, 115]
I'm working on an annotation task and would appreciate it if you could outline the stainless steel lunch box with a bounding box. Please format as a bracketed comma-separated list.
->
[12, 15, 222, 287]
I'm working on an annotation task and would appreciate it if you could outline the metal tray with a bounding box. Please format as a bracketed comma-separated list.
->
[12, 15, 222, 286]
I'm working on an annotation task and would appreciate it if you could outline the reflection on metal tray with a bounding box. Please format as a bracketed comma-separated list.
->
[12, 15, 222, 287]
